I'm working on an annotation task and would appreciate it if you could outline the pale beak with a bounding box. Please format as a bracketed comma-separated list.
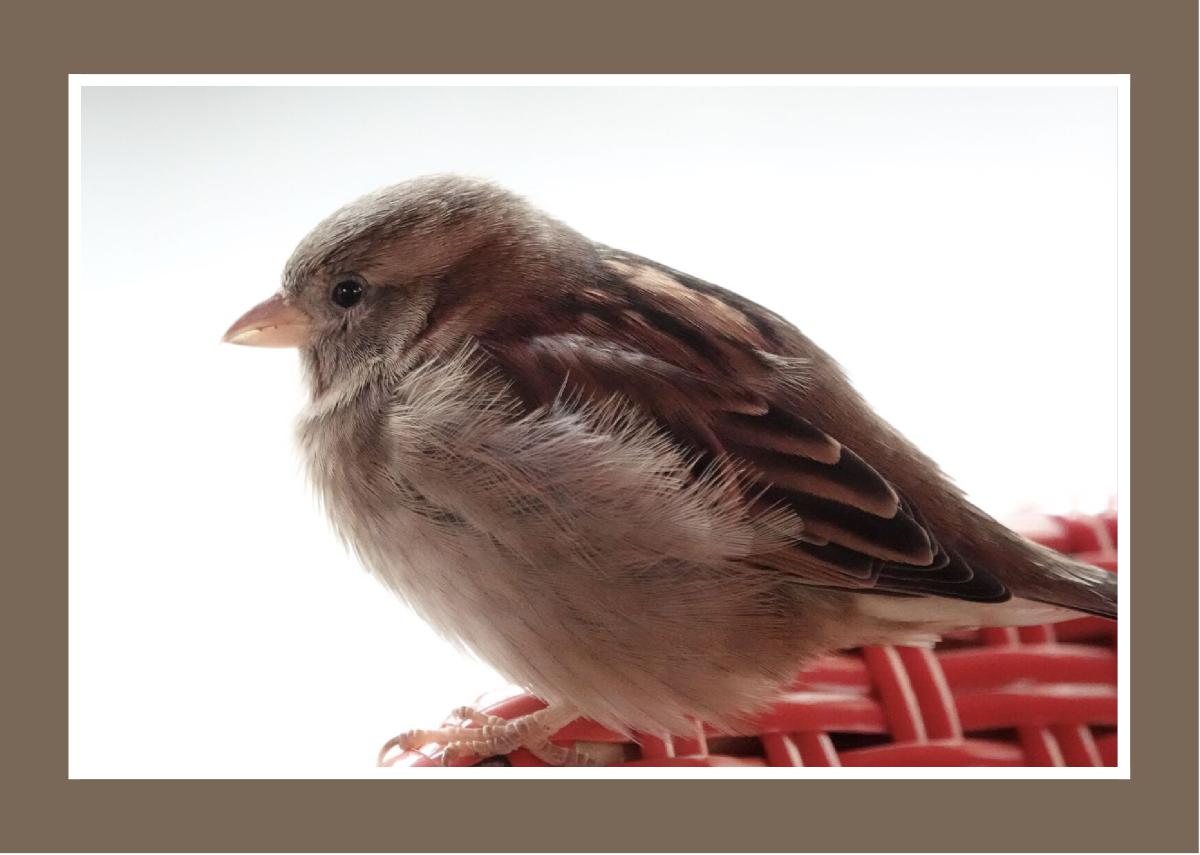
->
[221, 293, 312, 348]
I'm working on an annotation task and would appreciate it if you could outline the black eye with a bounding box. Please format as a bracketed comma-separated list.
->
[330, 280, 364, 308]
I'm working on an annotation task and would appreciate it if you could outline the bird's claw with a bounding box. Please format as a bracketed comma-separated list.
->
[380, 704, 598, 766]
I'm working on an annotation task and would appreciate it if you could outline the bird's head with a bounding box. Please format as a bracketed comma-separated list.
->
[222, 174, 575, 396]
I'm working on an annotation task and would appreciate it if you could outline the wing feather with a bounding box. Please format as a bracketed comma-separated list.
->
[477, 253, 1011, 605]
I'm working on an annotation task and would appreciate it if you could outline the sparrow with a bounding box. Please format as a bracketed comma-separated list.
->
[223, 174, 1117, 765]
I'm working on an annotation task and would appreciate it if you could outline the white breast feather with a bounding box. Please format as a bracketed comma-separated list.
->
[298, 346, 809, 735]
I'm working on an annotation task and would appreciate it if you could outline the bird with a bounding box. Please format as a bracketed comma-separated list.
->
[223, 174, 1117, 765]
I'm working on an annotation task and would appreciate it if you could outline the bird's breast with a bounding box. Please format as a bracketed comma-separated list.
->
[291, 356, 826, 735]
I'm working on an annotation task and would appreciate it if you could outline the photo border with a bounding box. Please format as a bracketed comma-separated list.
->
[12, 0, 1197, 850]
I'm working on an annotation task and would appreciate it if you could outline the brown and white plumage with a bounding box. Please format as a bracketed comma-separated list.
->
[225, 174, 1116, 741]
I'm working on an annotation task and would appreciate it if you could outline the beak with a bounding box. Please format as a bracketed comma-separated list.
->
[221, 293, 312, 348]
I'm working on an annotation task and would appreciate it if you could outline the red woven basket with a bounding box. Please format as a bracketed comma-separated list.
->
[381, 510, 1118, 768]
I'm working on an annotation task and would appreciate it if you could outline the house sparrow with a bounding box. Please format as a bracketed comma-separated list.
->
[223, 175, 1117, 765]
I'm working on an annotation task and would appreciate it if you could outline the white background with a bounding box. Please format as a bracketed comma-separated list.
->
[71, 81, 1119, 777]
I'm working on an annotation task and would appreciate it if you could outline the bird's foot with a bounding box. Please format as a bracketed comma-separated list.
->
[379, 704, 598, 766]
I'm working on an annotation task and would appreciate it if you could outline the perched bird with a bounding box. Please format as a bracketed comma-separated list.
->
[223, 175, 1116, 765]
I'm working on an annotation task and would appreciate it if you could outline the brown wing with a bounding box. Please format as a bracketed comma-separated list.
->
[479, 253, 1009, 604]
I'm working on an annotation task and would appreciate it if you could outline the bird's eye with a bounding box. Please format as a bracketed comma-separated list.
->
[330, 280, 365, 309]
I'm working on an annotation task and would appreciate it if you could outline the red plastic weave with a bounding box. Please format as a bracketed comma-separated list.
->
[382, 511, 1118, 767]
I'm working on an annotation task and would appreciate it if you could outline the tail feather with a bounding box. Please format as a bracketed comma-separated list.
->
[855, 535, 1117, 633]
[1005, 542, 1117, 620]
